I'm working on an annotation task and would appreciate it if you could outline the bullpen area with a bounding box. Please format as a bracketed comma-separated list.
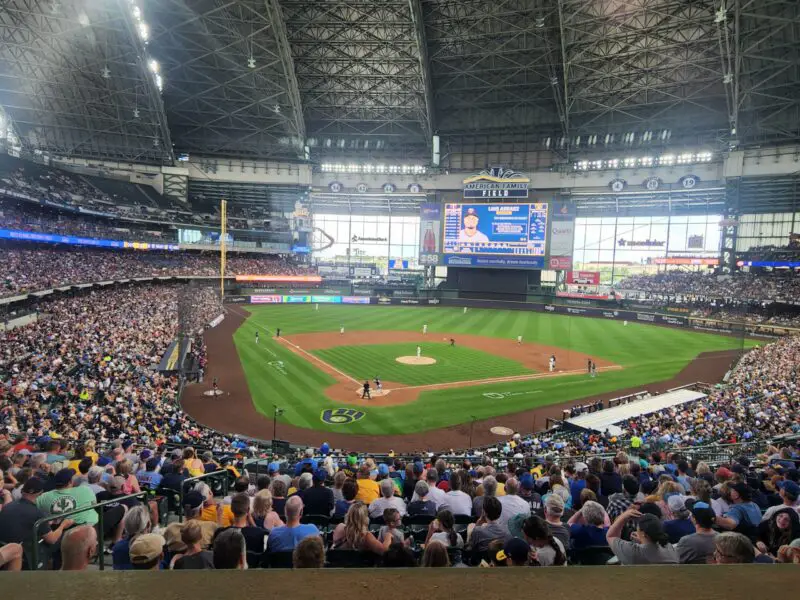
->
[181, 303, 754, 451]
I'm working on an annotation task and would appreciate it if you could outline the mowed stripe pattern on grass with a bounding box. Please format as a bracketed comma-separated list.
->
[313, 342, 533, 386]
[232, 304, 753, 435]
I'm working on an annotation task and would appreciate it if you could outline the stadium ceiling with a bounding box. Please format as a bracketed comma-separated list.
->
[0, 0, 799, 166]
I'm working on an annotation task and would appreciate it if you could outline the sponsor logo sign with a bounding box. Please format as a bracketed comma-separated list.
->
[377, 296, 392, 304]
[566, 271, 600, 285]
[636, 313, 656, 322]
[342, 296, 371, 304]
[549, 256, 572, 270]
[321, 408, 366, 425]
[251, 295, 283, 304]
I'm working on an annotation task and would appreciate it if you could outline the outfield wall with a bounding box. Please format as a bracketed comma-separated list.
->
[225, 293, 795, 338]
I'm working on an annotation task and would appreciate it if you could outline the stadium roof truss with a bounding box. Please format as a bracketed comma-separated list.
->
[0, 0, 798, 165]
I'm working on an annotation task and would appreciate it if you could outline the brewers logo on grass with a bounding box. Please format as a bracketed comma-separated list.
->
[321, 408, 366, 425]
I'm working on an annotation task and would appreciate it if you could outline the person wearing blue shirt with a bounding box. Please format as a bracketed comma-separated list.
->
[136, 458, 163, 490]
[567, 501, 609, 551]
[266, 496, 320, 552]
[715, 482, 762, 535]
[293, 448, 319, 476]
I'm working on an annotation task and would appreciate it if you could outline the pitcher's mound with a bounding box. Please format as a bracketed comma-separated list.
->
[396, 356, 437, 365]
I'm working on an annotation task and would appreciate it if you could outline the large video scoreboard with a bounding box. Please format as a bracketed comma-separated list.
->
[442, 202, 548, 269]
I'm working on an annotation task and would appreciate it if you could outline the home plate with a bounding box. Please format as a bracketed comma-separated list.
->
[396, 356, 437, 365]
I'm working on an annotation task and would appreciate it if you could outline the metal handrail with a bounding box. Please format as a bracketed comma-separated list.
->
[31, 491, 149, 571]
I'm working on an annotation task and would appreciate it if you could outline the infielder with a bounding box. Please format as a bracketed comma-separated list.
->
[422, 324, 428, 334]
[416, 345, 422, 358]
[517, 335, 523, 345]
[340, 325, 345, 335]
[549, 354, 556, 372]
[255, 331, 259, 344]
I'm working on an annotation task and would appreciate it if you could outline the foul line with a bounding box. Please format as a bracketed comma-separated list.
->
[274, 337, 362, 386]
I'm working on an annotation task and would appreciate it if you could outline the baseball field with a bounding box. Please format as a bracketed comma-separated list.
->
[209, 304, 753, 440]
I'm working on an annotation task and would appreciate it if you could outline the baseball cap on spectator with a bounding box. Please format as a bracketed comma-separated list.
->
[129, 533, 166, 566]
[140, 449, 152, 461]
[313, 468, 327, 482]
[163, 525, 187, 553]
[184, 491, 205, 510]
[507, 512, 528, 539]
[778, 480, 800, 498]
[716, 467, 733, 479]
[97, 456, 112, 467]
[519, 473, 535, 491]
[320, 442, 330, 456]
[268, 462, 281, 473]
[735, 456, 751, 468]
[22, 478, 44, 494]
[731, 464, 746, 476]
[53, 468, 75, 488]
[574, 462, 589, 473]
[667, 494, 688, 515]
[413, 462, 424, 475]
[347, 455, 358, 467]
[122, 440, 133, 450]
[377, 464, 389, 477]
[503, 537, 531, 564]
[689, 502, 716, 528]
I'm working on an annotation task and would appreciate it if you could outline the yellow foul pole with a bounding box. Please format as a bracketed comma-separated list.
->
[220, 199, 227, 303]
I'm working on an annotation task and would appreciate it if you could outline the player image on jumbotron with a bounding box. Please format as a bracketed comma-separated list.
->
[457, 207, 490, 244]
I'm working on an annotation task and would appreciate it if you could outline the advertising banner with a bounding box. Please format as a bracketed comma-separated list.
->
[352, 267, 373, 278]
[419, 203, 442, 266]
[444, 255, 546, 269]
[655, 257, 719, 266]
[283, 295, 311, 303]
[566, 271, 600, 285]
[0, 227, 179, 251]
[556, 291, 612, 301]
[342, 296, 370, 304]
[250, 295, 283, 304]
[236, 275, 323, 283]
[310, 295, 341, 303]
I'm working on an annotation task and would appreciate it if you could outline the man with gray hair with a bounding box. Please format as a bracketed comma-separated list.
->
[407, 481, 437, 516]
[498, 478, 531, 528]
[713, 531, 755, 564]
[293, 472, 313, 503]
[368, 478, 407, 519]
[567, 500, 610, 550]
[411, 468, 446, 508]
[472, 475, 497, 519]
[87, 467, 106, 496]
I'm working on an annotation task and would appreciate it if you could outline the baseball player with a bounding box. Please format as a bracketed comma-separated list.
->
[374, 376, 382, 394]
[449, 338, 455, 347]
[587, 359, 592, 375]
[276, 328, 281, 338]
[315, 303, 319, 311]
[549, 354, 556, 372]
[591, 361, 597, 378]
[340, 325, 345, 335]
[255, 331, 259, 344]
[361, 380, 371, 399]
[463, 307, 467, 314]
[517, 335, 523, 345]
[422, 324, 428, 334]
[416, 345, 422, 358]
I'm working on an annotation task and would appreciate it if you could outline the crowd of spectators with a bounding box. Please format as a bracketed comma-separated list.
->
[0, 245, 314, 298]
[1, 428, 798, 571]
[0, 284, 234, 456]
[617, 271, 800, 305]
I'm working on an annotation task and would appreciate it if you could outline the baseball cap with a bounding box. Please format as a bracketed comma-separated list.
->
[139, 449, 152, 461]
[715, 467, 733, 479]
[183, 491, 205, 509]
[53, 468, 76, 487]
[313, 468, 328, 482]
[129, 533, 166, 565]
[377, 464, 389, 476]
[778, 480, 800, 498]
[574, 462, 589, 473]
[347, 455, 358, 467]
[503, 537, 531, 564]
[268, 462, 281, 473]
[97, 456, 112, 467]
[519, 473, 534, 490]
[22, 478, 45, 494]
[689, 502, 716, 528]
[507, 513, 528, 539]
[667, 494, 687, 514]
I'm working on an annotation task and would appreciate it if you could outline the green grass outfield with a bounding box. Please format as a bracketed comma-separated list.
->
[232, 304, 755, 435]
[314, 342, 533, 385]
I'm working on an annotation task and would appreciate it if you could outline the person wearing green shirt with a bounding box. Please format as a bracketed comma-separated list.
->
[630, 435, 643, 449]
[37, 469, 99, 526]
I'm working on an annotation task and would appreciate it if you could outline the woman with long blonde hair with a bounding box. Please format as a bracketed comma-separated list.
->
[655, 480, 683, 520]
[252, 489, 284, 530]
[331, 502, 392, 555]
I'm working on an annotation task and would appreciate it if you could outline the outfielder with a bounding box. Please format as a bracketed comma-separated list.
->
[422, 324, 428, 334]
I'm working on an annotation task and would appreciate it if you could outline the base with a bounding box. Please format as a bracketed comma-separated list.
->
[395, 356, 437, 365]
